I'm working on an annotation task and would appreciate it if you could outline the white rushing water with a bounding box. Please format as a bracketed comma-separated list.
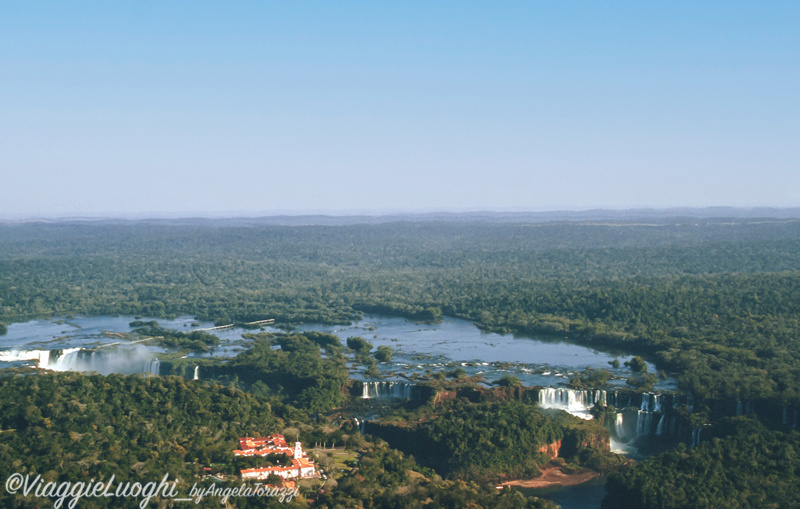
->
[537, 388, 608, 420]
[360, 381, 415, 399]
[1, 346, 159, 376]
[535, 387, 687, 457]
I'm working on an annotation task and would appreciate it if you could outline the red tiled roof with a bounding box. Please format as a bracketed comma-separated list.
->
[237, 434, 295, 458]
[238, 434, 289, 451]
[234, 446, 294, 457]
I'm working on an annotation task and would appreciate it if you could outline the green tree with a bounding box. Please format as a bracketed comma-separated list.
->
[374, 345, 393, 363]
[625, 356, 648, 373]
[346, 336, 373, 353]
[495, 375, 522, 387]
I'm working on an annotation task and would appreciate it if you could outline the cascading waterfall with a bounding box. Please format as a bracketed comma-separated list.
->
[640, 393, 663, 413]
[360, 381, 415, 399]
[614, 412, 626, 440]
[537, 388, 608, 420]
[538, 389, 691, 416]
[0, 349, 53, 367]
[636, 410, 654, 436]
[147, 358, 160, 375]
[353, 418, 366, 434]
[655, 414, 666, 435]
[46, 348, 97, 372]
[536, 388, 686, 447]
[0, 346, 161, 375]
[193, 365, 200, 380]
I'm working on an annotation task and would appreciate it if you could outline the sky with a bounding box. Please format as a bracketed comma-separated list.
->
[1, 2, 798, 218]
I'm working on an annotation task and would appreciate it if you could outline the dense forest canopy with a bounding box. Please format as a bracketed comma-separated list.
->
[602, 417, 800, 508]
[0, 371, 560, 508]
[2, 218, 800, 403]
[364, 398, 620, 482]
[2, 216, 800, 508]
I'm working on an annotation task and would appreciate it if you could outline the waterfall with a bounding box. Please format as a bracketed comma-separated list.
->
[4, 346, 161, 375]
[637, 393, 667, 413]
[193, 365, 199, 380]
[537, 388, 606, 420]
[0, 349, 52, 367]
[643, 393, 663, 413]
[537, 388, 688, 441]
[655, 414, 666, 435]
[353, 418, 366, 434]
[47, 348, 94, 371]
[691, 427, 702, 448]
[636, 410, 654, 436]
[614, 412, 626, 440]
[360, 381, 415, 399]
[736, 400, 743, 416]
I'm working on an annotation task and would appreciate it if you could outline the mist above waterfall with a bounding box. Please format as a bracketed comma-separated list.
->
[44, 345, 160, 376]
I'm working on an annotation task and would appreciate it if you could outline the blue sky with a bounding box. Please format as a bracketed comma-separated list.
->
[1, 2, 798, 217]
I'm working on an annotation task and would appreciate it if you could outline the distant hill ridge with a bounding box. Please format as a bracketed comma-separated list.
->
[3, 206, 800, 226]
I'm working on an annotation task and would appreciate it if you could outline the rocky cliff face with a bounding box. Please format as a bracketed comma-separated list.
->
[538, 439, 562, 459]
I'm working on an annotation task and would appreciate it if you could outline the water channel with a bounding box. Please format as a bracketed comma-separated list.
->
[0, 314, 679, 508]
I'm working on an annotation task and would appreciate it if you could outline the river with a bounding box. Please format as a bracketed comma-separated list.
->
[0, 313, 680, 508]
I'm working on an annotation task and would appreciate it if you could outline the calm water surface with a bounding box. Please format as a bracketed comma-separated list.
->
[0, 314, 674, 389]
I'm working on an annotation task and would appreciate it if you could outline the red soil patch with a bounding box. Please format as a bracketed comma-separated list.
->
[498, 467, 600, 489]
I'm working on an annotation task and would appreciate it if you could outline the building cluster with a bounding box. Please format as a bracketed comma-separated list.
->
[237, 434, 317, 482]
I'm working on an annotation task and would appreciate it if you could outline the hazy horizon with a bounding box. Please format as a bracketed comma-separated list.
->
[4, 206, 800, 223]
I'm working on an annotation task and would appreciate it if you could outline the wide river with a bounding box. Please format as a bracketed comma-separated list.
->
[1, 314, 677, 508]
[0, 313, 674, 389]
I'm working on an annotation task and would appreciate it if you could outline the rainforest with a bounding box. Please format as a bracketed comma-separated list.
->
[1, 214, 799, 508]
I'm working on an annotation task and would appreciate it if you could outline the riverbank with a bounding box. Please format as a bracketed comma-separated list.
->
[499, 467, 601, 489]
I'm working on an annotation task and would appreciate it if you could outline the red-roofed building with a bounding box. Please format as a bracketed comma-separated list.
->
[240, 457, 316, 480]
[235, 434, 296, 458]
[237, 434, 318, 481]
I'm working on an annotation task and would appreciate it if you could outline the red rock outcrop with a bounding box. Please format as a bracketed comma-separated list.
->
[538, 439, 562, 459]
